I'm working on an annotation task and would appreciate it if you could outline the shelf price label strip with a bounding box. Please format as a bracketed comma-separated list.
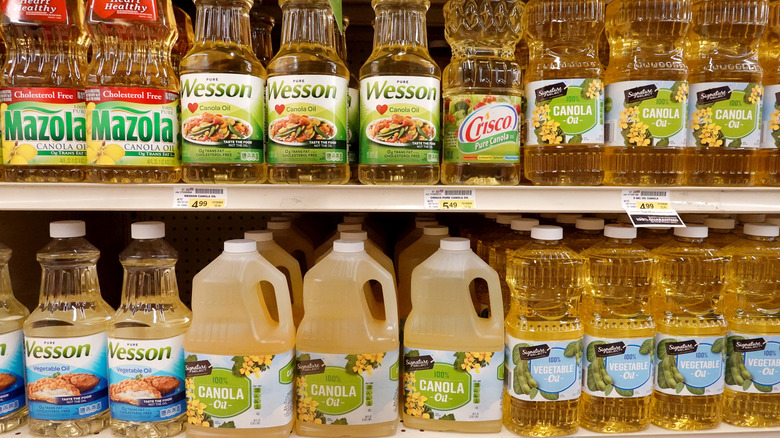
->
[173, 187, 227, 209]
[424, 188, 476, 210]
[621, 189, 683, 227]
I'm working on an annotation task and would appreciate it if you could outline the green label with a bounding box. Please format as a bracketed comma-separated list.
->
[606, 81, 688, 148]
[348, 86, 358, 164]
[194, 368, 252, 418]
[303, 367, 363, 415]
[525, 79, 604, 145]
[442, 94, 522, 163]
[688, 82, 762, 149]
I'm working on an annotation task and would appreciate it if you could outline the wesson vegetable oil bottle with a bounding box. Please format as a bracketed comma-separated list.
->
[523, 0, 605, 186]
[651, 225, 728, 430]
[295, 240, 399, 437]
[722, 223, 780, 427]
[579, 225, 655, 433]
[184, 239, 295, 437]
[336, 16, 360, 181]
[759, 0, 780, 185]
[359, 0, 441, 185]
[108, 222, 191, 437]
[441, 0, 524, 185]
[249, 3, 275, 66]
[266, 0, 350, 184]
[0, 241, 29, 432]
[686, 0, 768, 186]
[704, 217, 740, 248]
[403, 238, 504, 432]
[504, 225, 584, 436]
[603, 0, 692, 186]
[0, 0, 89, 182]
[24, 221, 114, 436]
[180, 0, 267, 183]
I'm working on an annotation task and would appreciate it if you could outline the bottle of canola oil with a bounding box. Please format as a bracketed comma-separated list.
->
[250, 3, 275, 66]
[336, 16, 361, 181]
[266, 219, 316, 272]
[704, 217, 740, 248]
[0, 241, 29, 433]
[398, 225, 450, 323]
[564, 217, 606, 252]
[759, 0, 780, 185]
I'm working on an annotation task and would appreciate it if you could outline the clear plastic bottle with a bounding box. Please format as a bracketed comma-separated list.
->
[759, 0, 780, 185]
[337, 16, 361, 182]
[635, 226, 673, 250]
[487, 218, 539, 315]
[250, 3, 275, 66]
[266, 219, 316, 272]
[24, 221, 113, 436]
[564, 217, 606, 252]
[650, 225, 728, 430]
[171, 5, 194, 74]
[314, 222, 363, 260]
[579, 225, 655, 433]
[317, 231, 395, 281]
[398, 225, 450, 322]
[394, 219, 438, 266]
[523, 0, 605, 186]
[108, 222, 191, 438]
[0, 242, 29, 433]
[475, 214, 523, 262]
[441, 0, 524, 185]
[704, 217, 740, 248]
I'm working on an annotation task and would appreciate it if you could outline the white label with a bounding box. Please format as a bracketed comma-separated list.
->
[424, 188, 476, 210]
[505, 334, 582, 402]
[725, 332, 780, 394]
[654, 333, 725, 396]
[173, 187, 227, 209]
[621, 189, 683, 227]
[582, 335, 654, 398]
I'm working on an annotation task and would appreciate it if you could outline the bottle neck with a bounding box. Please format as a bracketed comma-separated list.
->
[746, 235, 777, 243]
[675, 236, 705, 244]
[120, 263, 180, 309]
[194, 0, 252, 47]
[373, 2, 429, 50]
[280, 0, 337, 49]
[0, 262, 12, 301]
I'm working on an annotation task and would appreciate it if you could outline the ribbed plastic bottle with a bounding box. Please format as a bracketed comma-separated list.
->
[475, 214, 523, 262]
[0, 242, 29, 433]
[704, 217, 740, 247]
[564, 217, 606, 252]
[337, 16, 360, 181]
[250, 3, 275, 66]
[398, 225, 450, 323]
[314, 222, 363, 260]
[171, 5, 194, 74]
[636, 226, 673, 250]
[487, 218, 539, 314]
[266, 219, 316, 272]
[759, 0, 780, 185]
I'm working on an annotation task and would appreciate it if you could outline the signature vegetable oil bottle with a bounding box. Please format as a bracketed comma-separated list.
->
[266, 0, 350, 184]
[250, 3, 275, 66]
[759, 0, 780, 185]
[337, 16, 360, 181]
[504, 225, 584, 436]
[523, 0, 605, 186]
[441, 0, 524, 185]
[603, 0, 692, 186]
[0, 241, 29, 433]
[686, 0, 768, 186]
[651, 225, 728, 430]
[580, 225, 655, 433]
[0, 0, 89, 182]
[85, 0, 181, 183]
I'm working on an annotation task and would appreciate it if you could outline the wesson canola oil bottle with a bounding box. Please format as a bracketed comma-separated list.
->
[759, 0, 780, 185]
[0, 241, 29, 432]
[0, 0, 89, 182]
[180, 0, 267, 183]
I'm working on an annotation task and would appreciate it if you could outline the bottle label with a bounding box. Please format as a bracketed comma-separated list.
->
[266, 75, 348, 164]
[184, 350, 294, 429]
[360, 76, 440, 165]
[605, 81, 688, 148]
[180, 73, 265, 164]
[505, 335, 582, 402]
[442, 93, 522, 163]
[402, 347, 503, 422]
[89, 0, 157, 21]
[1, 88, 87, 165]
[347, 86, 359, 165]
[24, 333, 109, 421]
[687, 82, 762, 149]
[525, 79, 604, 146]
[654, 333, 725, 396]
[725, 333, 780, 394]
[295, 350, 399, 425]
[0, 330, 26, 416]
[108, 335, 186, 423]
[85, 87, 180, 167]
[761, 84, 780, 149]
[3, 0, 69, 23]
[582, 335, 653, 398]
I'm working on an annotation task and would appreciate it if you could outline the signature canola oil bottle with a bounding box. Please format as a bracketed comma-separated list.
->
[759, 0, 780, 185]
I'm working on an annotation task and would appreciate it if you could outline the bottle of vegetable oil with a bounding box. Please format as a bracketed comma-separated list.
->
[171, 6, 194, 74]
[687, 0, 768, 186]
[180, 0, 267, 183]
[636, 226, 673, 250]
[441, 0, 524, 185]
[564, 217, 606, 252]
[604, 0, 692, 186]
[555, 214, 584, 233]
[266, 0, 350, 184]
[759, 0, 780, 185]
[1, 0, 89, 182]
[651, 225, 728, 430]
[398, 225, 450, 322]
[523, 0, 605, 186]
[360, 0, 440, 185]
[0, 241, 29, 433]
[704, 217, 740, 248]
[580, 225, 654, 433]
[337, 16, 360, 181]
[487, 218, 539, 316]
[85, 0, 181, 183]
[476, 214, 523, 262]
[250, 3, 275, 66]
[504, 225, 584, 436]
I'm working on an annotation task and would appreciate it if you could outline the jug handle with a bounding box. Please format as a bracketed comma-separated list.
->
[362, 260, 399, 327]
[478, 268, 505, 325]
[266, 267, 295, 331]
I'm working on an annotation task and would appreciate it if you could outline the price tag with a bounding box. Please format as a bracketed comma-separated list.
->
[173, 187, 227, 209]
[424, 189, 476, 210]
[621, 189, 683, 227]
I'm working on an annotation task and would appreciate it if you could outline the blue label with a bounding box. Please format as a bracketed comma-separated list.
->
[726, 332, 780, 393]
[583, 335, 653, 398]
[654, 333, 725, 396]
[0, 330, 26, 415]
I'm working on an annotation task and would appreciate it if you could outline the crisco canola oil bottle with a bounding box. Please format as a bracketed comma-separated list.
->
[603, 0, 691, 186]
[759, 0, 780, 185]
[0, 241, 29, 433]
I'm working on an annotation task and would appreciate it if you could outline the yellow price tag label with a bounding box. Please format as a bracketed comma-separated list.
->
[189, 198, 226, 209]
[636, 201, 670, 210]
[439, 200, 475, 210]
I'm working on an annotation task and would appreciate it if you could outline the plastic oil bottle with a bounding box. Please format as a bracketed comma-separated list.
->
[564, 217, 606, 252]
[504, 225, 584, 436]
[108, 222, 191, 438]
[403, 238, 504, 432]
[318, 231, 395, 279]
[475, 214, 523, 262]
[295, 240, 399, 437]
[686, 0, 769, 186]
[184, 239, 295, 437]
[359, 0, 441, 185]
[398, 225, 450, 323]
[722, 223, 780, 427]
[85, 0, 181, 183]
[0, 241, 29, 433]
[487, 218, 539, 314]
[759, 0, 780, 185]
[441, 0, 525, 185]
[394, 218, 438, 266]
[250, 3, 275, 66]
[314, 222, 362, 260]
[579, 225, 655, 433]
[24, 221, 114, 436]
[266, 219, 316, 272]
[651, 225, 728, 430]
[171, 5, 194, 74]
[180, 0, 267, 183]
[603, 0, 692, 186]
[1, 0, 89, 182]
[336, 17, 360, 181]
[266, 0, 350, 184]
[704, 217, 741, 248]
[523, 0, 605, 186]
[636, 227, 673, 250]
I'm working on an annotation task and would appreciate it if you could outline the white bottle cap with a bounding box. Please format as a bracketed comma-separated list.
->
[423, 225, 449, 236]
[484, 213, 498, 220]
[333, 239, 364, 253]
[675, 225, 708, 239]
[244, 230, 274, 242]
[440, 237, 471, 251]
[743, 223, 780, 238]
[266, 220, 291, 230]
[131, 221, 165, 239]
[224, 239, 258, 253]
[556, 214, 582, 225]
[575, 217, 605, 231]
[497, 214, 522, 225]
[681, 214, 709, 224]
[415, 220, 438, 229]
[604, 224, 637, 240]
[511, 218, 540, 232]
[738, 214, 766, 224]
[704, 218, 736, 230]
[50, 220, 86, 238]
[766, 217, 780, 226]
[340, 231, 368, 241]
[531, 225, 563, 241]
[343, 216, 365, 224]
[337, 223, 362, 232]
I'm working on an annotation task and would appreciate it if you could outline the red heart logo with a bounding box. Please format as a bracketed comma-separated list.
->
[275, 104, 286, 115]
[376, 104, 388, 115]
[187, 102, 198, 113]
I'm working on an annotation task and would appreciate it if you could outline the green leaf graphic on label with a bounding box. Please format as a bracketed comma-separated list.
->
[332, 418, 348, 425]
[186, 354, 198, 362]
[413, 363, 472, 411]
[305, 367, 364, 416]
[218, 421, 236, 428]
[194, 368, 252, 418]
[440, 414, 456, 421]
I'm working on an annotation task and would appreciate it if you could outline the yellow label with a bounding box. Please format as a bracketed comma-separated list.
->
[636, 201, 670, 210]
[188, 199, 225, 209]
[439, 200, 475, 210]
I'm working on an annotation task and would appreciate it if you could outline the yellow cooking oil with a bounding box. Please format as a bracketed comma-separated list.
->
[564, 217, 606, 252]
[704, 217, 741, 248]
[441, 0, 524, 185]
[523, 0, 605, 186]
[359, 0, 441, 185]
[603, 0, 692, 186]
[488, 218, 539, 315]
[250, 3, 275, 66]
[0, 0, 89, 182]
[85, 0, 181, 183]
[686, 0, 769, 186]
[266, 0, 350, 184]
[650, 225, 728, 430]
[504, 225, 584, 436]
[475, 214, 523, 262]
[0, 241, 29, 433]
[180, 0, 267, 183]
[398, 225, 450, 322]
[171, 5, 194, 74]
[759, 0, 780, 185]
[266, 219, 316, 272]
[579, 225, 655, 433]
[635, 226, 673, 250]
[337, 16, 360, 181]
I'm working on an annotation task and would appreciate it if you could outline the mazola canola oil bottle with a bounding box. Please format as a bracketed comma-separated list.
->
[759, 0, 780, 185]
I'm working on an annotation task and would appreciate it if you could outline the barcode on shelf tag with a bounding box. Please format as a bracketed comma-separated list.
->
[173, 187, 227, 209]
[621, 189, 684, 227]
[424, 189, 476, 210]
